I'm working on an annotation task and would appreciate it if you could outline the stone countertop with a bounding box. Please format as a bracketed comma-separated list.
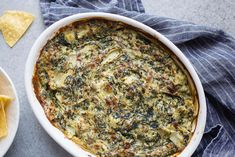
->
[0, 0, 234, 156]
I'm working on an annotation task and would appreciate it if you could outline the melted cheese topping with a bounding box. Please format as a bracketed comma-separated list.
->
[33, 19, 198, 157]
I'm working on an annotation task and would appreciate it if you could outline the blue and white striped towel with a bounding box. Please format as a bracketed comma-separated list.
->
[40, 0, 235, 156]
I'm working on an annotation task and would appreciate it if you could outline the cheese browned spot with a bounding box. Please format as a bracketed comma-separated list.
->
[33, 19, 198, 157]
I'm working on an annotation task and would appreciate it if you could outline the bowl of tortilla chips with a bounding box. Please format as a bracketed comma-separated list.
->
[0, 67, 20, 156]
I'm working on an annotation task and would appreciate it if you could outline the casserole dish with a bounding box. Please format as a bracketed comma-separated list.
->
[25, 12, 206, 157]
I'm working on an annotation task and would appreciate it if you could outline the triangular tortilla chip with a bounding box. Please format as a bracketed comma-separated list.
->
[0, 102, 7, 138]
[0, 95, 13, 107]
[0, 11, 34, 47]
[0, 95, 13, 138]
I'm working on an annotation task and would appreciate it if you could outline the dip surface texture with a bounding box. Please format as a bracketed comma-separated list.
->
[33, 19, 197, 157]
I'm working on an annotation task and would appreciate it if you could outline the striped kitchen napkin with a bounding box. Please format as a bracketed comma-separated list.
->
[39, 0, 235, 156]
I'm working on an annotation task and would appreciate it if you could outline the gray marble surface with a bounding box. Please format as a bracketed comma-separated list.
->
[0, 0, 234, 156]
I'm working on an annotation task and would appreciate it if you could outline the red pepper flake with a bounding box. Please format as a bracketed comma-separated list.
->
[146, 71, 153, 82]
[105, 96, 118, 106]
[94, 144, 100, 149]
[105, 98, 112, 106]
[111, 96, 118, 106]
[87, 63, 96, 68]
[167, 83, 177, 94]
[111, 135, 116, 140]
[95, 55, 102, 63]
[77, 54, 81, 61]
[172, 121, 178, 128]
[118, 68, 123, 74]
[93, 128, 98, 133]
[154, 53, 160, 59]
[104, 83, 113, 93]
[124, 142, 131, 149]
[87, 138, 93, 145]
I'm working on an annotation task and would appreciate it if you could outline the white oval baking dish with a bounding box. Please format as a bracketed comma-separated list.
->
[25, 12, 206, 157]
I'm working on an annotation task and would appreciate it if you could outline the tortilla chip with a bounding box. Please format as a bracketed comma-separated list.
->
[0, 102, 7, 138]
[0, 95, 13, 138]
[0, 11, 34, 47]
[0, 95, 13, 107]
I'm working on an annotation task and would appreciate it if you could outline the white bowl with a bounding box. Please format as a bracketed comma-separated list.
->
[25, 13, 206, 157]
[0, 67, 20, 156]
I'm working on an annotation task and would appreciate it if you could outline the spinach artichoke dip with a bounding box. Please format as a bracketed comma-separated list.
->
[33, 19, 198, 157]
